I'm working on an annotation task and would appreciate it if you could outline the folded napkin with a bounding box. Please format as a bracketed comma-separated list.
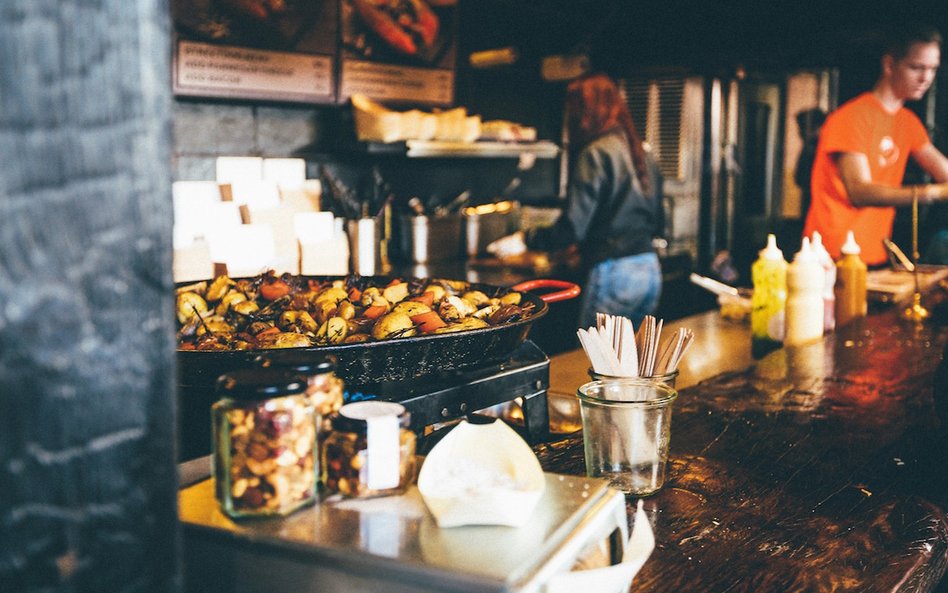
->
[546, 501, 655, 593]
[417, 419, 545, 528]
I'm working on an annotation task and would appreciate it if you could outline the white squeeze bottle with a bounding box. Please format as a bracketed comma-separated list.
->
[810, 231, 836, 333]
[785, 237, 824, 346]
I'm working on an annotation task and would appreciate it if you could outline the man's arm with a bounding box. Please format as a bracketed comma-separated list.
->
[911, 143, 948, 183]
[837, 151, 948, 206]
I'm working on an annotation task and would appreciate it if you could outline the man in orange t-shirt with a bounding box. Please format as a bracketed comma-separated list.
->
[804, 26, 948, 266]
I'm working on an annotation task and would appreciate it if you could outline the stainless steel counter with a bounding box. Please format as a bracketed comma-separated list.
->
[179, 473, 628, 593]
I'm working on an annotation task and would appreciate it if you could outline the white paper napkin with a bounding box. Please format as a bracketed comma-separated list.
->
[545, 501, 655, 593]
[418, 420, 545, 528]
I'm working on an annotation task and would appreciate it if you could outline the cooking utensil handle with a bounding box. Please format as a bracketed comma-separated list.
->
[689, 273, 740, 297]
[511, 279, 581, 303]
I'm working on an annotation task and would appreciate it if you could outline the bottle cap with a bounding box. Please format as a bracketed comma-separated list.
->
[215, 368, 308, 401]
[793, 237, 818, 263]
[841, 231, 861, 255]
[810, 231, 833, 263]
[759, 234, 785, 261]
[332, 401, 411, 433]
[255, 352, 338, 376]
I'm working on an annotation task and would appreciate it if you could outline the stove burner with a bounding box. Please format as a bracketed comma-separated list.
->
[177, 341, 550, 461]
[345, 340, 550, 443]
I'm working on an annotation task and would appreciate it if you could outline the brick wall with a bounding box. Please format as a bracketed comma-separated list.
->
[0, 1, 180, 591]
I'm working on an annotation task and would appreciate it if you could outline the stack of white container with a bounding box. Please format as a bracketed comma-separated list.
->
[172, 156, 350, 282]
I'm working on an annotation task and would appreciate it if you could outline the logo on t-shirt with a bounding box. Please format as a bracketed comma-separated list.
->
[878, 136, 899, 167]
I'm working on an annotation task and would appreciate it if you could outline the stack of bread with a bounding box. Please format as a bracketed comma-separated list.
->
[479, 120, 538, 142]
[351, 94, 491, 144]
[352, 94, 435, 143]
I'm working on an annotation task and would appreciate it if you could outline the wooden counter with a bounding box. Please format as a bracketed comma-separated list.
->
[549, 308, 756, 394]
[540, 291, 948, 592]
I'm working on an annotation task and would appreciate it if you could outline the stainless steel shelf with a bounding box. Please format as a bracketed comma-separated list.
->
[405, 140, 560, 159]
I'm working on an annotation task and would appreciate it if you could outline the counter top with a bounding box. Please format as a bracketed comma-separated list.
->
[539, 288, 948, 592]
[179, 473, 627, 593]
[549, 308, 755, 395]
[389, 254, 581, 291]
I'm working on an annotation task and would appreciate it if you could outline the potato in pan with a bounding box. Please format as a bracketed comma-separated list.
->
[176, 270, 533, 352]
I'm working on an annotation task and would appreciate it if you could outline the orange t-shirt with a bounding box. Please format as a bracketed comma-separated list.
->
[803, 93, 930, 265]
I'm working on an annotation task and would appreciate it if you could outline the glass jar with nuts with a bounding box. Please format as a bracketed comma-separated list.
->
[255, 352, 345, 431]
[321, 401, 416, 499]
[212, 368, 318, 518]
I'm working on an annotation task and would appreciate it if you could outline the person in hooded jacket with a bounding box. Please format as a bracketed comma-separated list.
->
[489, 73, 664, 329]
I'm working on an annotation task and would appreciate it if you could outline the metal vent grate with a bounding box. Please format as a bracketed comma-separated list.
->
[619, 78, 686, 181]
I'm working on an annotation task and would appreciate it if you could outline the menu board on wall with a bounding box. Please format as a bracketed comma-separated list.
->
[338, 0, 458, 106]
[171, 0, 338, 104]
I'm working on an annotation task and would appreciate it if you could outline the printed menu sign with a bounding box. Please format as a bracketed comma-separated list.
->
[171, 0, 337, 103]
[171, 0, 458, 106]
[176, 41, 333, 102]
[338, 0, 458, 106]
[340, 61, 453, 105]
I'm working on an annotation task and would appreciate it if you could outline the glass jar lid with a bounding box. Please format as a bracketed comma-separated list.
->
[332, 401, 411, 432]
[215, 368, 308, 401]
[254, 351, 337, 376]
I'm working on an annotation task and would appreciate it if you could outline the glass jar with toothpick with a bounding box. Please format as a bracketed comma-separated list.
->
[577, 378, 677, 496]
[577, 313, 693, 388]
[589, 368, 679, 389]
[575, 312, 694, 496]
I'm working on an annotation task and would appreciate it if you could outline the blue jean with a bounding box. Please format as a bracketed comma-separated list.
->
[578, 252, 662, 329]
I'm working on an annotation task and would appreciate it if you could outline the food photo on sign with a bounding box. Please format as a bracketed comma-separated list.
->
[171, 0, 338, 102]
[340, 0, 456, 66]
[172, 0, 325, 51]
[338, 0, 458, 105]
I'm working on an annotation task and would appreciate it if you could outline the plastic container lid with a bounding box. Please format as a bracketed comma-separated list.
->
[332, 401, 411, 433]
[841, 230, 861, 255]
[759, 233, 785, 260]
[255, 351, 337, 376]
[215, 368, 308, 401]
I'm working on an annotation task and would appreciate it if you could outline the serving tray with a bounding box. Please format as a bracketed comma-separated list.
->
[179, 472, 627, 593]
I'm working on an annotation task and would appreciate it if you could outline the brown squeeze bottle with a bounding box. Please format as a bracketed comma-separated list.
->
[834, 231, 867, 327]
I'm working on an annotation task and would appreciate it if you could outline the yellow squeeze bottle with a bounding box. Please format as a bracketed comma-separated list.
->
[751, 234, 787, 357]
[834, 231, 867, 327]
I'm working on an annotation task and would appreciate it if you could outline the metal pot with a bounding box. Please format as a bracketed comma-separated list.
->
[398, 214, 464, 264]
[464, 201, 521, 257]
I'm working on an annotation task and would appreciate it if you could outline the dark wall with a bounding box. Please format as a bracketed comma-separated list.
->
[170, 2, 573, 211]
[170, 2, 948, 213]
[468, 1, 948, 72]
[0, 1, 179, 591]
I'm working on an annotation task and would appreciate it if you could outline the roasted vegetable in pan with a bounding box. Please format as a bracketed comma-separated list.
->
[176, 271, 536, 352]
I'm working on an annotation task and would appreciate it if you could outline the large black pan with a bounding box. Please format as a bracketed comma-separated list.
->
[175, 276, 578, 460]
[178, 276, 579, 385]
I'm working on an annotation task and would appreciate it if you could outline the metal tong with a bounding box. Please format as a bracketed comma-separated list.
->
[689, 273, 740, 297]
[434, 190, 471, 217]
